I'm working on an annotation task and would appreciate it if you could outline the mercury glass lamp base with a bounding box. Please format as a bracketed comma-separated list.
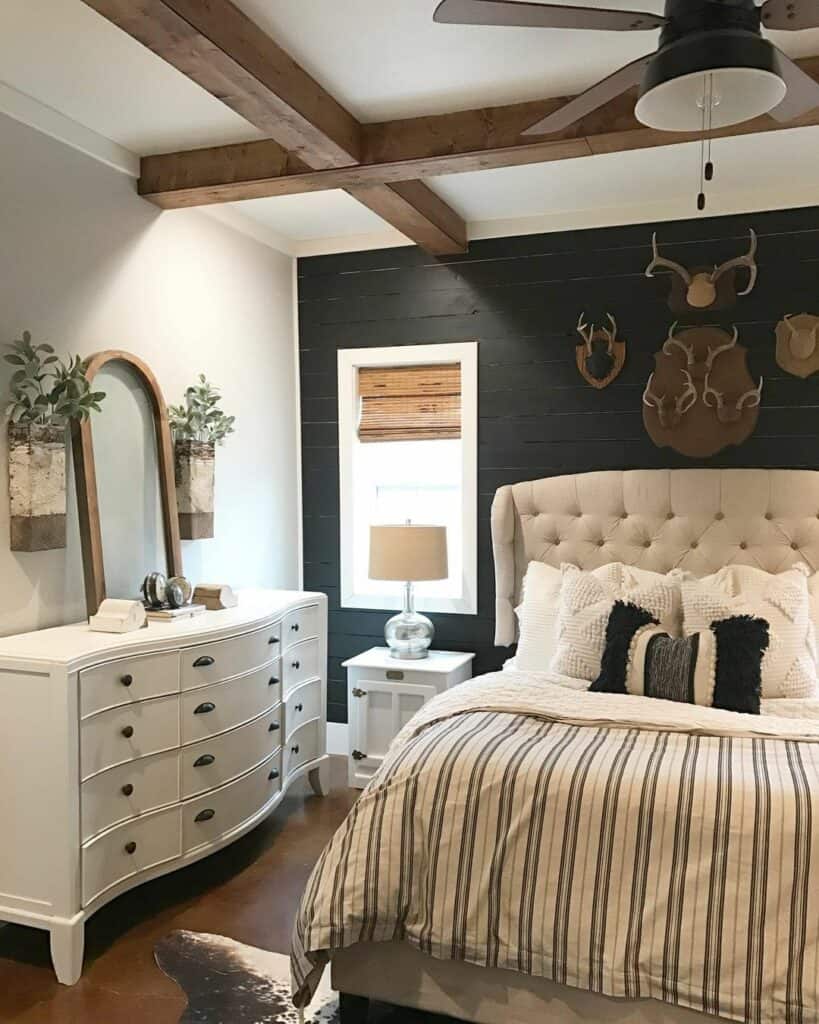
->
[384, 608, 434, 660]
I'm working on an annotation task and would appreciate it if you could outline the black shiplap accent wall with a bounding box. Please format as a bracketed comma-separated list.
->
[299, 206, 819, 723]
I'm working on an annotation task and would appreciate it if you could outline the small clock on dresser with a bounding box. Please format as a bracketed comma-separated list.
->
[342, 648, 474, 789]
[0, 589, 328, 985]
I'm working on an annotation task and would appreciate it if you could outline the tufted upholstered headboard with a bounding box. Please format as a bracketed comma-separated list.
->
[491, 469, 819, 646]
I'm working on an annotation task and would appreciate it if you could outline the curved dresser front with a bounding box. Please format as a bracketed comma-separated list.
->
[0, 589, 328, 984]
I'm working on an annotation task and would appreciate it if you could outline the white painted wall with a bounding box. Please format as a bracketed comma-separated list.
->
[0, 113, 299, 636]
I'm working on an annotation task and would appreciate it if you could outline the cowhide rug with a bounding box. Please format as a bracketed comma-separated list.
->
[154, 930, 338, 1024]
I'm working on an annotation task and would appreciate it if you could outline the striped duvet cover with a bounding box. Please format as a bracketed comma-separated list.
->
[292, 671, 819, 1023]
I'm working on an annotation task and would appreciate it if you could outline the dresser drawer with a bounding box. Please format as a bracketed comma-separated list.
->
[284, 716, 321, 777]
[282, 604, 320, 651]
[80, 651, 180, 720]
[180, 663, 280, 745]
[282, 638, 320, 696]
[180, 622, 282, 690]
[81, 748, 180, 843]
[181, 707, 282, 799]
[182, 751, 282, 854]
[81, 694, 181, 781]
[82, 804, 182, 907]
[285, 678, 322, 740]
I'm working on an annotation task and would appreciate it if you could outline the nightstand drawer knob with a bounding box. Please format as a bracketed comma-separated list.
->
[121, 783, 134, 797]
[268, 769, 280, 781]
[291, 660, 300, 670]
[121, 725, 134, 739]
[120, 674, 133, 687]
[124, 841, 137, 855]
[352, 749, 367, 761]
[352, 688, 367, 698]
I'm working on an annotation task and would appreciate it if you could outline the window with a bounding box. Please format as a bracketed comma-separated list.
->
[338, 342, 477, 615]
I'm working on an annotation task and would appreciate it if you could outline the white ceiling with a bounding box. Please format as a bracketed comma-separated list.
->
[1, 0, 818, 254]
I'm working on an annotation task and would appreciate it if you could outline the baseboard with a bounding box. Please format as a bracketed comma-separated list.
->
[327, 722, 348, 756]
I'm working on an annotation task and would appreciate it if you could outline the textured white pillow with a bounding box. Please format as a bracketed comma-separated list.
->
[550, 563, 683, 682]
[681, 564, 818, 699]
[514, 562, 563, 672]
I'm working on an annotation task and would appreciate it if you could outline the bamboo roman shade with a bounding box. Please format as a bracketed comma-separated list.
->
[357, 363, 461, 443]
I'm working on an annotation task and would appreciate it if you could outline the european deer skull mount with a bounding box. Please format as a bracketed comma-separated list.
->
[575, 313, 626, 389]
[643, 324, 762, 457]
[775, 313, 819, 378]
[645, 229, 758, 314]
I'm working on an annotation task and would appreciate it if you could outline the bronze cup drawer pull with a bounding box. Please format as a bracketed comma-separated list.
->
[268, 676, 279, 686]
[268, 721, 280, 732]
[193, 754, 215, 767]
[120, 674, 134, 687]
[124, 841, 137, 855]
[121, 783, 134, 797]
[195, 808, 215, 823]
[268, 636, 279, 645]
[268, 769, 280, 781]
[121, 725, 134, 739]
[194, 702, 216, 715]
[192, 655, 214, 668]
[291, 660, 300, 670]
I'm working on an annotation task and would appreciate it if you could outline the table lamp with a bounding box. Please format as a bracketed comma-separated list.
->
[369, 524, 448, 660]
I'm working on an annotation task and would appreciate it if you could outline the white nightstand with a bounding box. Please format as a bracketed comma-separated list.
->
[342, 648, 475, 789]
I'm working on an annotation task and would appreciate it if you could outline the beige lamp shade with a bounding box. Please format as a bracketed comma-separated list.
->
[369, 525, 448, 582]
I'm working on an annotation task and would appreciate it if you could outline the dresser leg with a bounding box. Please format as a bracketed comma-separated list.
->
[50, 919, 84, 985]
[308, 758, 329, 797]
[339, 992, 369, 1022]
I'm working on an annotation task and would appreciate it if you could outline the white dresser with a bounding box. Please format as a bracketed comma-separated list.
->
[0, 588, 328, 985]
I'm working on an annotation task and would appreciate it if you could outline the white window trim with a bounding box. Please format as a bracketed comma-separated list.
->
[338, 341, 478, 616]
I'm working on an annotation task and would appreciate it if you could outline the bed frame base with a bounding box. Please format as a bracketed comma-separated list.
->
[339, 992, 370, 1023]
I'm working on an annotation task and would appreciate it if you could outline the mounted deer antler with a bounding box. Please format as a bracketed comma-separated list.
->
[712, 229, 757, 296]
[600, 314, 618, 352]
[646, 230, 758, 310]
[703, 372, 763, 424]
[783, 314, 819, 360]
[662, 323, 737, 380]
[642, 370, 697, 429]
[576, 313, 595, 354]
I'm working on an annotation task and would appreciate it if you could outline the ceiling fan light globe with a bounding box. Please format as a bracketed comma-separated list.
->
[635, 66, 786, 130]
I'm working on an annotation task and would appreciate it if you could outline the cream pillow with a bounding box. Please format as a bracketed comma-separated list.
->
[514, 562, 564, 672]
[681, 564, 818, 699]
[550, 563, 683, 682]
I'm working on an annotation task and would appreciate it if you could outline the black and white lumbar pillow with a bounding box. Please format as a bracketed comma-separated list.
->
[591, 601, 770, 714]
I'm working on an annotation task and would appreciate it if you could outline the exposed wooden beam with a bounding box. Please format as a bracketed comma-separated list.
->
[82, 0, 467, 252]
[82, 0, 361, 167]
[349, 181, 468, 255]
[139, 55, 819, 209]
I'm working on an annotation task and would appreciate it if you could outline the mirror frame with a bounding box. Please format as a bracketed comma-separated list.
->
[71, 350, 183, 617]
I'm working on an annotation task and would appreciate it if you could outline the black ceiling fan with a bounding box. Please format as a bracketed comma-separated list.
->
[433, 0, 819, 135]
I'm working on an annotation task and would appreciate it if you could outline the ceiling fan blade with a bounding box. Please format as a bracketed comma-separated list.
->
[433, 0, 665, 31]
[761, 0, 819, 30]
[522, 55, 652, 135]
[768, 49, 819, 122]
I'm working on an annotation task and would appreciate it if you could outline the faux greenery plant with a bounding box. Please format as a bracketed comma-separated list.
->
[4, 331, 105, 427]
[168, 374, 235, 445]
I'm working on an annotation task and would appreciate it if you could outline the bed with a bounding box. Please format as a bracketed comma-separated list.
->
[292, 469, 819, 1024]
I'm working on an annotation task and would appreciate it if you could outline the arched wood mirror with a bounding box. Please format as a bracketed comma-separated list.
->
[71, 350, 183, 617]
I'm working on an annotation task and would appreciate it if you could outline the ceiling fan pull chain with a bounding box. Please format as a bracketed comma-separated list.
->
[705, 74, 715, 182]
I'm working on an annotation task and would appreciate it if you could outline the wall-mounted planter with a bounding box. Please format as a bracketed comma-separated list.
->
[174, 439, 215, 539]
[8, 423, 67, 551]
